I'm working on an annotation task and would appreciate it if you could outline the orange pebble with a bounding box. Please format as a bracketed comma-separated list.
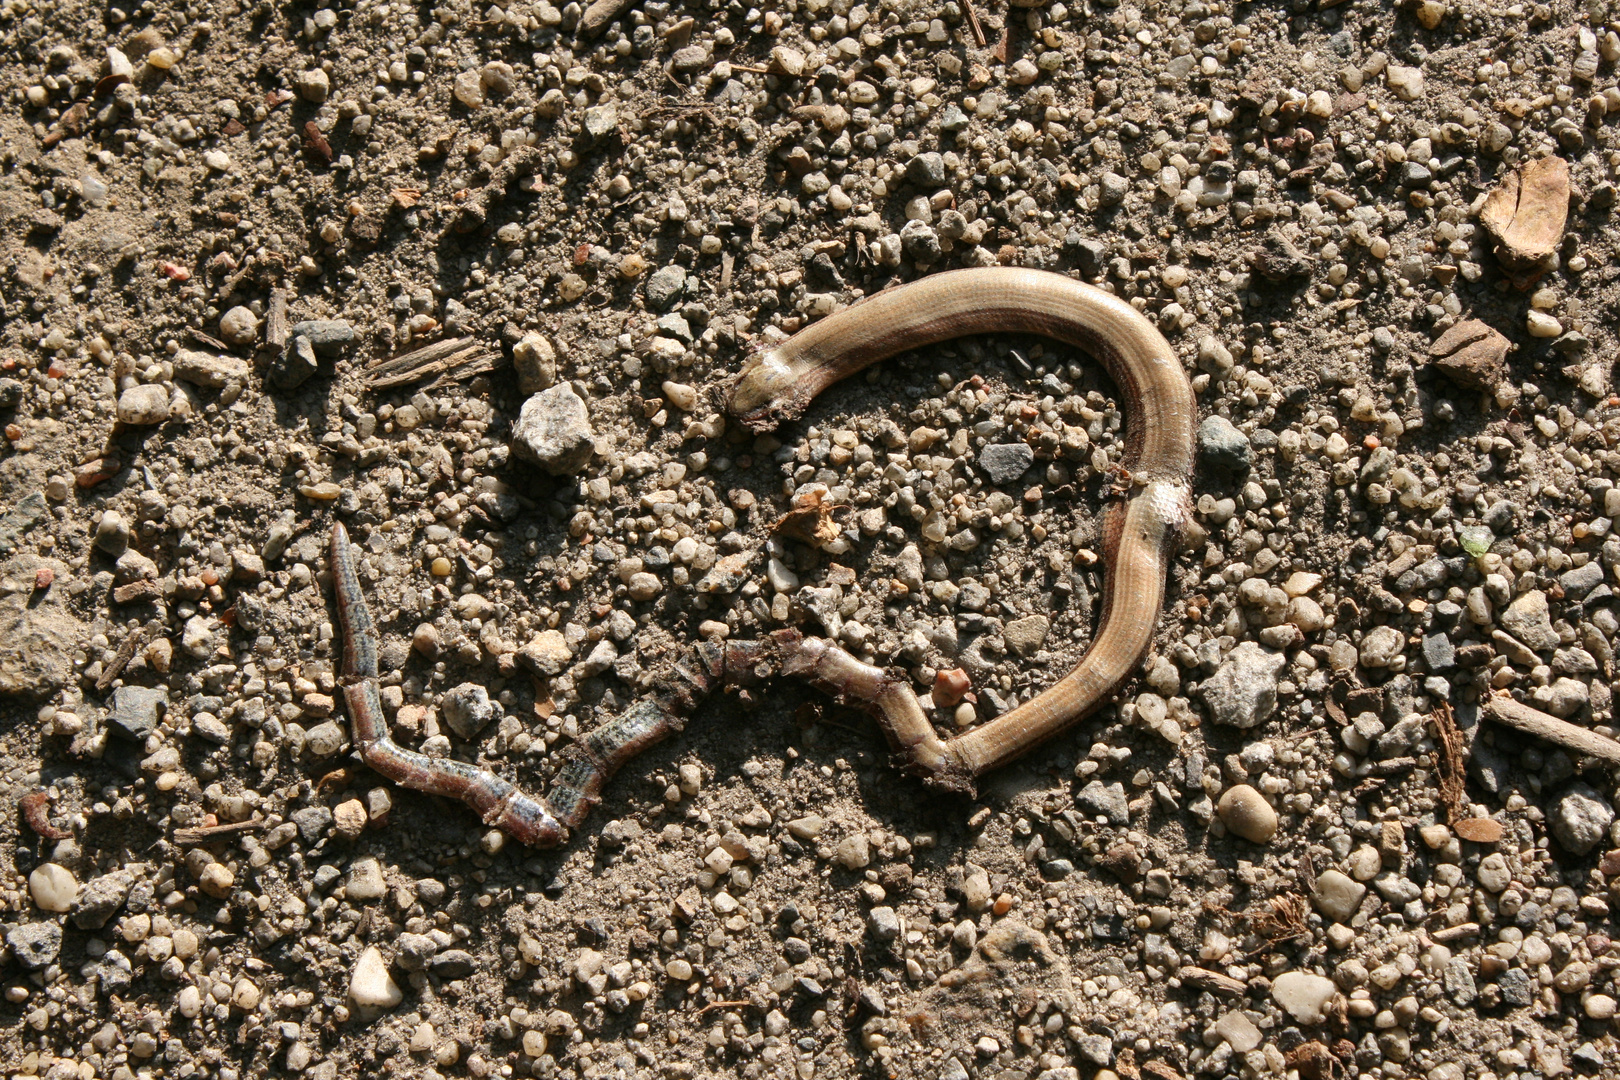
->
[931, 668, 972, 708]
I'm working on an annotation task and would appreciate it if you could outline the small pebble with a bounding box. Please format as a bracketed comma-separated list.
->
[1217, 785, 1278, 843]
[29, 863, 79, 913]
[349, 946, 403, 1008]
[218, 306, 260, 346]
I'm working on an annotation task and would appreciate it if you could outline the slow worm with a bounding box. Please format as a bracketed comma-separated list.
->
[329, 266, 1196, 844]
[727, 267, 1197, 788]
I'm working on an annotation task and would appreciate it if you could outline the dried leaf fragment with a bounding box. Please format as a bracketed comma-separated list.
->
[1428, 318, 1511, 391]
[1479, 156, 1569, 278]
[772, 484, 846, 545]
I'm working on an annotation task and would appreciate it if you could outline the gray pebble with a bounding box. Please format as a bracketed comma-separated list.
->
[5, 922, 62, 969]
[1197, 415, 1252, 473]
[269, 335, 320, 391]
[867, 906, 900, 945]
[976, 442, 1034, 484]
[1198, 642, 1284, 728]
[512, 384, 595, 475]
[582, 104, 619, 144]
[1550, 784, 1614, 855]
[644, 265, 688, 312]
[108, 685, 168, 741]
[70, 871, 132, 930]
[290, 319, 355, 356]
[1075, 780, 1128, 825]
[905, 151, 946, 187]
[442, 682, 500, 739]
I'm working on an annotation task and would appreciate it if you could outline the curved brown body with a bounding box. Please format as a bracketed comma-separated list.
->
[728, 267, 1197, 786]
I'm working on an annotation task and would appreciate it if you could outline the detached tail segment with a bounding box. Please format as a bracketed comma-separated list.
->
[333, 522, 568, 847]
[332, 519, 996, 846]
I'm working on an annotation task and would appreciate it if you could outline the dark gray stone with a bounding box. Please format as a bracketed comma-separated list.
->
[6, 921, 62, 969]
[1041, 858, 1075, 880]
[91, 948, 134, 994]
[108, 685, 168, 741]
[938, 105, 969, 134]
[977, 442, 1035, 484]
[905, 151, 946, 187]
[1443, 958, 1476, 1005]
[1068, 234, 1108, 277]
[900, 219, 940, 262]
[1396, 557, 1448, 593]
[428, 949, 477, 978]
[1197, 415, 1252, 473]
[1483, 499, 1518, 531]
[1400, 161, 1432, 187]
[645, 265, 687, 311]
[1421, 632, 1455, 672]
[269, 334, 319, 391]
[1497, 966, 1533, 1007]
[1076, 780, 1129, 824]
[396, 932, 439, 971]
[1559, 561, 1605, 601]
[291, 805, 334, 841]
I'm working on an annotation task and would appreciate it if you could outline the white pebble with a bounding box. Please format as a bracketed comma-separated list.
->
[349, 946, 403, 1008]
[1526, 310, 1562, 338]
[29, 863, 79, 912]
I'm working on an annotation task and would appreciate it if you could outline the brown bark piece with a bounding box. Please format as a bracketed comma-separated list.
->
[1479, 156, 1569, 278]
[1453, 818, 1504, 843]
[772, 486, 845, 545]
[1428, 318, 1510, 391]
[365, 337, 502, 390]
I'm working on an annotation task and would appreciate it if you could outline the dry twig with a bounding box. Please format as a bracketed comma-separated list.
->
[1483, 693, 1620, 767]
[173, 817, 265, 844]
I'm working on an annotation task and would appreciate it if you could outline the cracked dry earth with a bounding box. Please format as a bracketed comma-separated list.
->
[3, 0, 1620, 1079]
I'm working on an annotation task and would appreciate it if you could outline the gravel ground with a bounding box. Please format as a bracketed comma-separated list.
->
[3, 0, 1620, 1078]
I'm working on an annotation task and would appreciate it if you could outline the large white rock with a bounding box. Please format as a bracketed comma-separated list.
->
[1271, 971, 1339, 1025]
